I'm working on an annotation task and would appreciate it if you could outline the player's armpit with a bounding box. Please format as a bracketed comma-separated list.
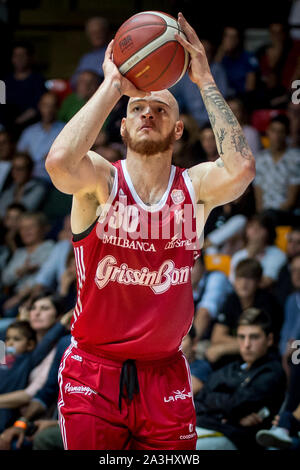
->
[188, 158, 254, 208]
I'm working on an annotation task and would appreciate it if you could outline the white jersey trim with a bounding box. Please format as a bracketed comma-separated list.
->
[121, 159, 176, 212]
[182, 169, 202, 240]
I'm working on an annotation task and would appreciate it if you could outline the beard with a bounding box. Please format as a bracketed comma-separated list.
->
[122, 125, 176, 156]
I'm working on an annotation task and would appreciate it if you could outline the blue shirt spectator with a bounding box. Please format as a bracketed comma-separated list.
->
[279, 254, 300, 356]
[214, 26, 258, 96]
[171, 39, 228, 126]
[70, 16, 110, 89]
[17, 92, 65, 180]
[35, 240, 72, 290]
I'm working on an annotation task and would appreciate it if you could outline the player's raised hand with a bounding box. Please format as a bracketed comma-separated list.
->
[176, 12, 212, 86]
[102, 40, 149, 98]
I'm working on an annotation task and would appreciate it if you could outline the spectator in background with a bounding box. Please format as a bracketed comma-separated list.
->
[0, 153, 47, 219]
[210, 258, 283, 371]
[275, 226, 300, 306]
[253, 115, 300, 226]
[0, 333, 71, 450]
[172, 114, 203, 168]
[227, 96, 262, 155]
[0, 203, 25, 276]
[256, 357, 300, 450]
[0, 294, 71, 432]
[180, 326, 211, 396]
[0, 212, 54, 320]
[58, 70, 102, 123]
[229, 213, 287, 289]
[279, 254, 300, 372]
[195, 308, 286, 451]
[255, 22, 294, 108]
[191, 253, 233, 343]
[214, 25, 259, 96]
[198, 124, 219, 162]
[17, 92, 65, 181]
[70, 16, 110, 89]
[0, 130, 15, 192]
[171, 37, 228, 126]
[0, 41, 45, 135]
[16, 215, 72, 306]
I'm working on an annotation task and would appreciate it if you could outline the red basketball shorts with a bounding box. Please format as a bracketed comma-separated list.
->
[57, 341, 197, 450]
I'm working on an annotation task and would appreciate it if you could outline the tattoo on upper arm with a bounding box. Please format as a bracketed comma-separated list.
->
[230, 128, 252, 160]
[202, 85, 238, 126]
[216, 128, 226, 155]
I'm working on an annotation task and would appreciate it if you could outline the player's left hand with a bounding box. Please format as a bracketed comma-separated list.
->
[175, 12, 212, 87]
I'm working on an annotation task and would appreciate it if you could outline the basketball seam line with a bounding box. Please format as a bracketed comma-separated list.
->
[120, 39, 180, 78]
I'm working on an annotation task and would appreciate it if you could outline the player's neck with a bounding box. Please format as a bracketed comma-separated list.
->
[125, 151, 173, 203]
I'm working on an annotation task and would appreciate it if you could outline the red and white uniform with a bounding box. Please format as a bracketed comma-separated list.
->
[71, 159, 200, 360]
[58, 160, 200, 450]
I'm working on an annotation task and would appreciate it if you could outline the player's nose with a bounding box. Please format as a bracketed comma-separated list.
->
[142, 106, 154, 118]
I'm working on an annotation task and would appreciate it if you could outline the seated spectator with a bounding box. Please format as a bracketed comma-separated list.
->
[0, 152, 48, 218]
[253, 115, 300, 226]
[229, 212, 287, 288]
[0, 130, 15, 192]
[195, 308, 286, 450]
[171, 37, 228, 126]
[191, 253, 233, 342]
[279, 254, 300, 373]
[198, 123, 218, 162]
[0, 203, 26, 276]
[57, 249, 77, 313]
[0, 212, 54, 319]
[0, 41, 45, 135]
[256, 357, 300, 450]
[0, 293, 71, 432]
[14, 215, 72, 306]
[275, 226, 300, 306]
[70, 16, 110, 89]
[209, 258, 283, 371]
[254, 22, 293, 109]
[172, 114, 203, 168]
[227, 96, 262, 155]
[214, 25, 259, 96]
[58, 70, 102, 123]
[181, 326, 211, 396]
[17, 92, 65, 181]
[0, 333, 71, 450]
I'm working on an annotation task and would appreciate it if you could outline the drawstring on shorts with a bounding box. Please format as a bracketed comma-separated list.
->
[118, 359, 140, 412]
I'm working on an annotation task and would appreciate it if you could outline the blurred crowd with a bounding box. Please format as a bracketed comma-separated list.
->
[0, 5, 300, 451]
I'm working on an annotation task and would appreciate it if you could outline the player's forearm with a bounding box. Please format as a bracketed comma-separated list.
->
[47, 78, 121, 165]
[199, 79, 255, 176]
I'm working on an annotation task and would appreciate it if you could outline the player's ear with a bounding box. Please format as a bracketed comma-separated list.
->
[174, 119, 184, 140]
[120, 117, 126, 137]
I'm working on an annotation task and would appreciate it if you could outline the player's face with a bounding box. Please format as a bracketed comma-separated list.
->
[121, 91, 183, 156]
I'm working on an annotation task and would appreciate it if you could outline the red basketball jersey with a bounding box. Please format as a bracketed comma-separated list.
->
[71, 160, 200, 360]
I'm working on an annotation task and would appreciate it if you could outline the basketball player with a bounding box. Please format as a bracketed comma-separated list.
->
[46, 13, 255, 450]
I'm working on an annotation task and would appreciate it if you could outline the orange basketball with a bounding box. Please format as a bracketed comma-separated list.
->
[112, 11, 190, 92]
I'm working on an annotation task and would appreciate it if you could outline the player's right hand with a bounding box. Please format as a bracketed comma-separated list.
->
[102, 40, 149, 98]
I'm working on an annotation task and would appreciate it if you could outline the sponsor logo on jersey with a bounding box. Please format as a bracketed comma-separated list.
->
[95, 255, 190, 294]
[164, 388, 193, 403]
[64, 382, 96, 396]
[171, 189, 185, 205]
[102, 234, 156, 252]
